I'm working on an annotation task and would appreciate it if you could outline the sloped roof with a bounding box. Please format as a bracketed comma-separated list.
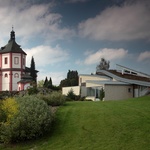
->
[17, 74, 33, 83]
[108, 70, 150, 82]
[96, 69, 150, 87]
[0, 40, 26, 55]
[0, 30, 26, 55]
[116, 64, 150, 78]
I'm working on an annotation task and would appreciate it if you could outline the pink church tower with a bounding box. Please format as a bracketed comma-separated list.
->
[0, 28, 32, 91]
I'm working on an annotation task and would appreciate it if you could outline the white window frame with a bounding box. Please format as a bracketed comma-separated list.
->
[14, 57, 19, 64]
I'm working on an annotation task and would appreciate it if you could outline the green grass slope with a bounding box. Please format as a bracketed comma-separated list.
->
[1, 96, 150, 150]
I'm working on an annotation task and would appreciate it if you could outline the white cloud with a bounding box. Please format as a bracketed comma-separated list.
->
[84, 50, 94, 56]
[78, 1, 150, 41]
[25, 45, 69, 68]
[138, 51, 150, 62]
[0, 0, 75, 43]
[84, 48, 128, 65]
[25, 44, 69, 85]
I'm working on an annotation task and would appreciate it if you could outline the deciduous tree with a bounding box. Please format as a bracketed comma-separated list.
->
[97, 58, 110, 70]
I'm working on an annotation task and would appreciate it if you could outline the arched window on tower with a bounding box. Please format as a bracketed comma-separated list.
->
[14, 73, 19, 78]
[4, 73, 8, 78]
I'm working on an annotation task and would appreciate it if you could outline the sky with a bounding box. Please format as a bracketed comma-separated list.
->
[0, 0, 150, 85]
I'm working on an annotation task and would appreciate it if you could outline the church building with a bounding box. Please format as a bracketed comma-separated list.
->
[0, 28, 36, 91]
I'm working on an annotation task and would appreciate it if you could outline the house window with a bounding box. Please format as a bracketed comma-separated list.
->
[14, 57, 19, 64]
[128, 88, 131, 93]
[4, 57, 8, 64]
[14, 73, 19, 78]
[4, 73, 8, 78]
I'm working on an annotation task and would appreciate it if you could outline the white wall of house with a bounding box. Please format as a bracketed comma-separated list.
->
[79, 74, 110, 86]
[12, 53, 21, 68]
[12, 71, 21, 91]
[80, 86, 87, 97]
[134, 89, 139, 97]
[2, 71, 10, 91]
[86, 82, 103, 88]
[62, 86, 80, 96]
[2, 53, 10, 68]
[22, 55, 26, 69]
[104, 84, 133, 100]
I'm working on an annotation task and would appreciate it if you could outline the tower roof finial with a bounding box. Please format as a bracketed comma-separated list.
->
[10, 26, 15, 41]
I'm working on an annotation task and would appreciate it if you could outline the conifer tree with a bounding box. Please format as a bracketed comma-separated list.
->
[49, 77, 52, 88]
[100, 87, 105, 101]
[47, 77, 52, 89]
[43, 77, 48, 88]
[60, 70, 78, 88]
[30, 56, 37, 83]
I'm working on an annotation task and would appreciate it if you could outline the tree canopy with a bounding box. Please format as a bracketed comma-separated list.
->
[96, 58, 110, 70]
[60, 70, 78, 88]
[43, 77, 60, 90]
[43, 77, 48, 88]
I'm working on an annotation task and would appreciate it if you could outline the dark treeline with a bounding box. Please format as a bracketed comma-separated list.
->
[60, 70, 78, 88]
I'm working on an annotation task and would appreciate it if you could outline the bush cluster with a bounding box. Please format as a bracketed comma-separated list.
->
[100, 88, 105, 101]
[38, 91, 66, 106]
[66, 89, 83, 101]
[66, 89, 76, 100]
[0, 91, 19, 100]
[0, 95, 53, 143]
[0, 98, 18, 123]
[27, 86, 39, 95]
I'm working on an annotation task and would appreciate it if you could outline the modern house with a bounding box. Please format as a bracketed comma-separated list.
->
[0, 28, 37, 91]
[62, 64, 150, 100]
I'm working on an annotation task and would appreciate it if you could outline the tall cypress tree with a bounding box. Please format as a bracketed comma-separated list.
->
[48, 77, 52, 89]
[30, 56, 37, 83]
[43, 76, 48, 88]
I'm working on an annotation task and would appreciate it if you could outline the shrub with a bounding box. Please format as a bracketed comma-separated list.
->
[67, 89, 76, 100]
[0, 101, 6, 123]
[79, 96, 85, 101]
[0, 91, 11, 100]
[0, 98, 18, 123]
[27, 86, 38, 95]
[38, 91, 66, 106]
[0, 95, 53, 143]
[100, 88, 105, 101]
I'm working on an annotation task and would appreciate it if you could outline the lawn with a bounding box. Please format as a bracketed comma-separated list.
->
[0, 96, 150, 150]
